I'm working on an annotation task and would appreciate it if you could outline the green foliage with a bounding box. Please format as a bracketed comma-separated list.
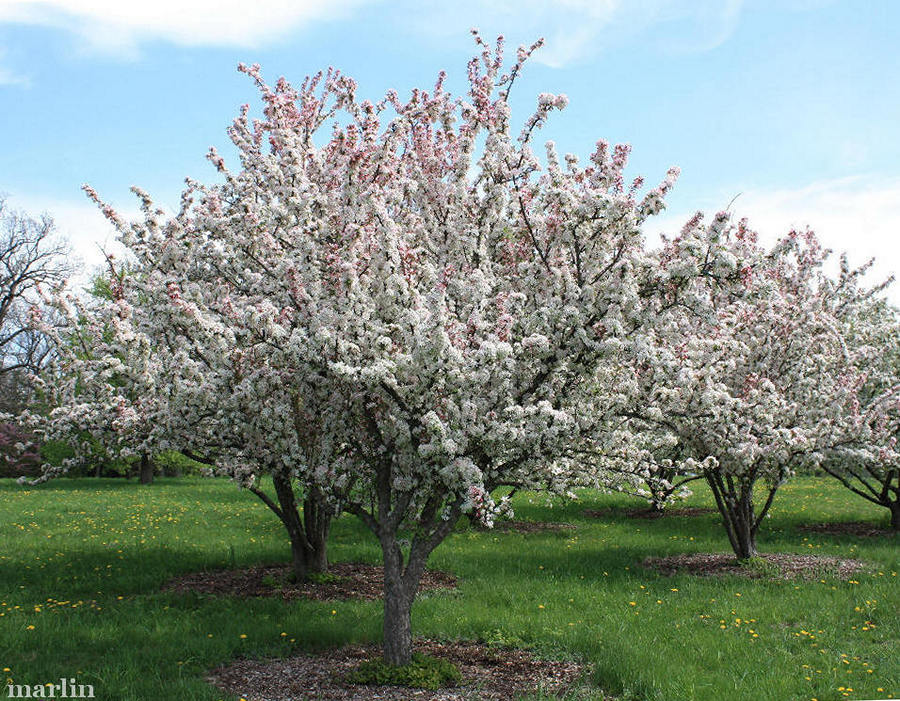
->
[260, 574, 281, 589]
[152, 450, 207, 476]
[737, 556, 781, 576]
[481, 627, 526, 649]
[346, 653, 461, 690]
[39, 439, 74, 467]
[307, 571, 345, 585]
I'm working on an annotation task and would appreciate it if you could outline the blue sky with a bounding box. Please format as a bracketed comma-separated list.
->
[1, 0, 898, 297]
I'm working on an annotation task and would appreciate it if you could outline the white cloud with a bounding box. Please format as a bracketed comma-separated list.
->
[0, 0, 747, 65]
[0, 0, 369, 56]
[0, 47, 29, 85]
[398, 0, 744, 68]
[0, 63, 28, 85]
[648, 175, 900, 304]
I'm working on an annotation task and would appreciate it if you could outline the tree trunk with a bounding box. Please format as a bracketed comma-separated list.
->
[287, 525, 309, 581]
[707, 473, 759, 560]
[269, 473, 332, 580]
[304, 491, 331, 574]
[375, 505, 459, 666]
[139, 453, 154, 485]
[273, 472, 311, 581]
[381, 538, 416, 666]
[733, 524, 758, 559]
[890, 500, 900, 531]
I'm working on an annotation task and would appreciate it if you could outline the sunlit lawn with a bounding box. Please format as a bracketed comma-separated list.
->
[0, 476, 896, 700]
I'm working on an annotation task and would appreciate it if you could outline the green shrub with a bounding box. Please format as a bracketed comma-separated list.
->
[346, 653, 461, 690]
[482, 627, 526, 649]
[39, 439, 74, 467]
[260, 574, 282, 589]
[153, 450, 207, 476]
[307, 571, 345, 584]
[737, 556, 780, 577]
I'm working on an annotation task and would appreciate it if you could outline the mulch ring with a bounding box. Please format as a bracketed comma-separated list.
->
[642, 552, 867, 580]
[208, 639, 593, 701]
[491, 520, 577, 534]
[584, 506, 716, 520]
[797, 522, 895, 538]
[163, 562, 456, 601]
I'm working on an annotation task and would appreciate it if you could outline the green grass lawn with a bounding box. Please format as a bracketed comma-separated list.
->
[0, 476, 896, 701]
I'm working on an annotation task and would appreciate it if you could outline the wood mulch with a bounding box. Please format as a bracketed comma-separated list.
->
[642, 552, 867, 580]
[208, 639, 594, 700]
[584, 506, 716, 520]
[162, 562, 457, 601]
[797, 522, 895, 538]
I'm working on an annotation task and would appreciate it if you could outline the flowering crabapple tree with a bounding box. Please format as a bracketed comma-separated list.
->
[74, 33, 737, 665]
[16, 256, 169, 485]
[624, 218, 894, 558]
[27, 246, 339, 575]
[819, 260, 900, 528]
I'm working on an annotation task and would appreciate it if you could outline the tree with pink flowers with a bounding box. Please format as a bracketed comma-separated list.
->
[819, 259, 900, 529]
[621, 218, 899, 558]
[34, 33, 748, 664]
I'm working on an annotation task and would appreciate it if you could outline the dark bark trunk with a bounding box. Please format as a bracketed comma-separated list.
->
[735, 483, 757, 559]
[304, 491, 330, 574]
[890, 500, 900, 530]
[287, 525, 309, 581]
[139, 453, 154, 485]
[381, 537, 416, 666]
[733, 524, 758, 559]
[272, 472, 310, 581]
[269, 474, 332, 580]
[707, 473, 759, 560]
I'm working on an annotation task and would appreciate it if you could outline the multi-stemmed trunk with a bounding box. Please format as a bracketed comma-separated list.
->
[251, 472, 332, 581]
[348, 471, 465, 666]
[890, 498, 900, 531]
[706, 469, 780, 560]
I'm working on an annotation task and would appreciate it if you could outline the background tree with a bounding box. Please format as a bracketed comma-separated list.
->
[820, 260, 900, 528]
[624, 219, 893, 558]
[1, 199, 71, 405]
[1, 199, 69, 377]
[0, 200, 71, 477]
